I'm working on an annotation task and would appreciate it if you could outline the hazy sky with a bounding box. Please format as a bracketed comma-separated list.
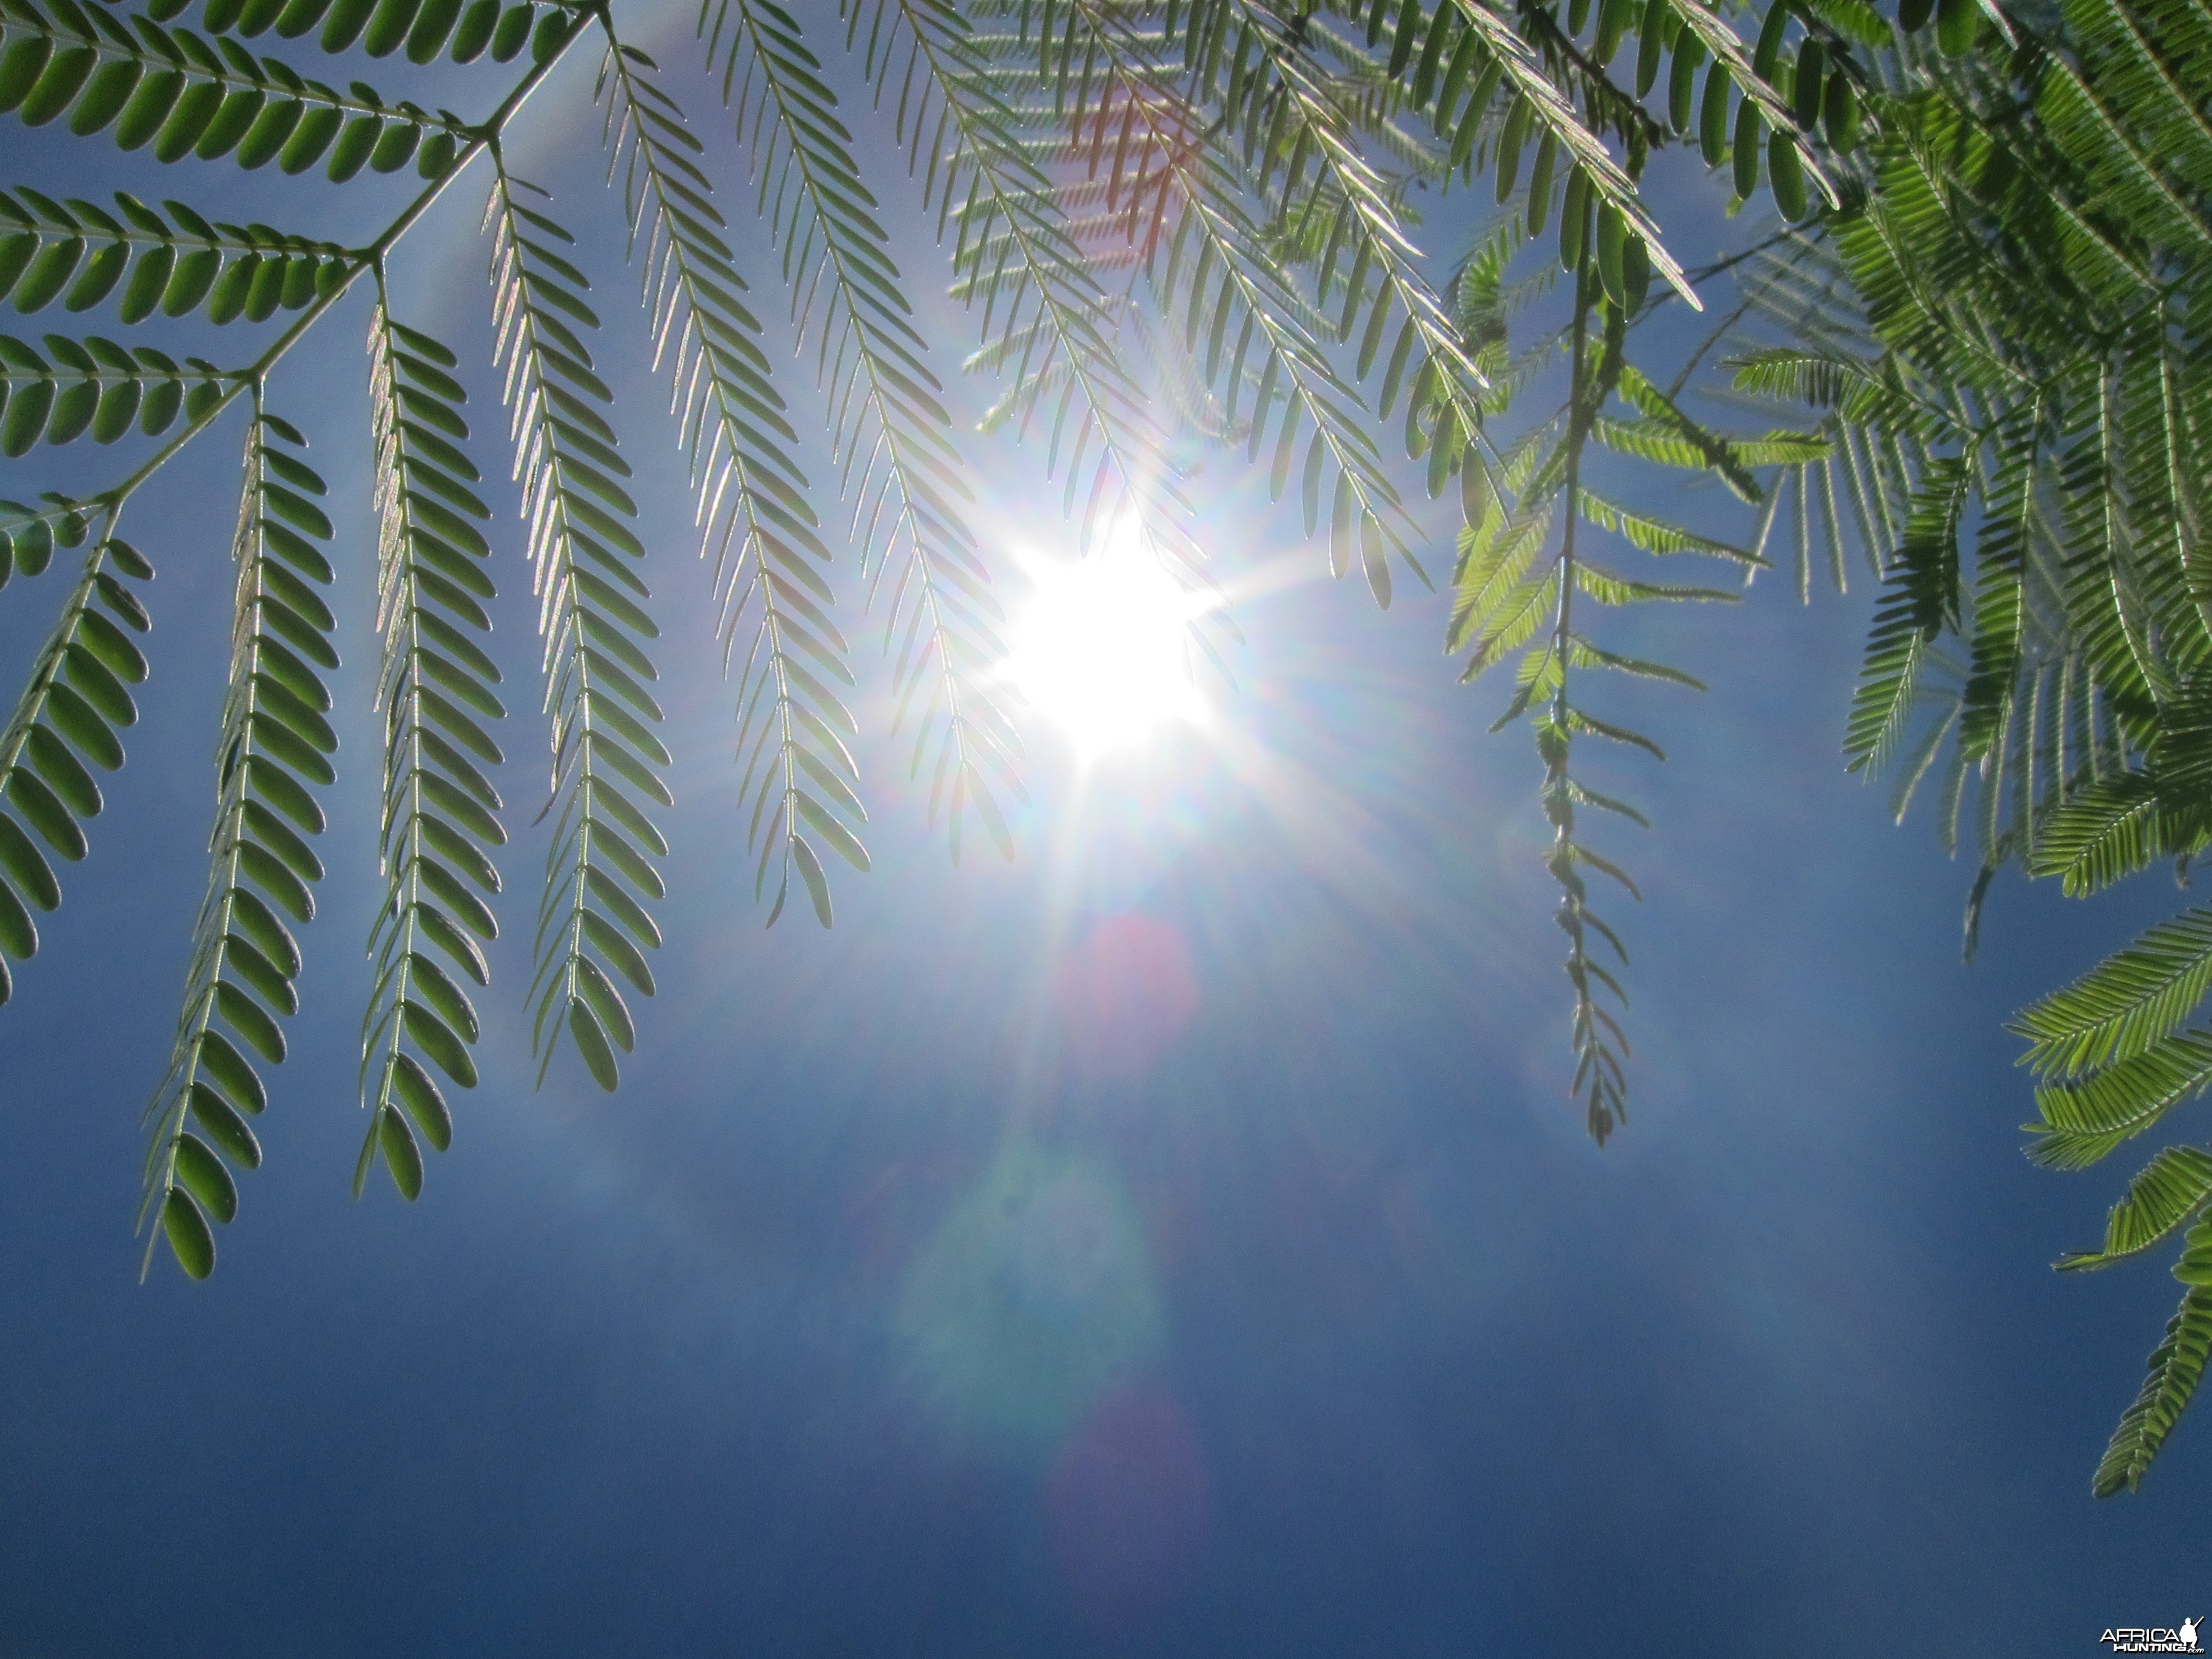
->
[0, 8, 2203, 1655]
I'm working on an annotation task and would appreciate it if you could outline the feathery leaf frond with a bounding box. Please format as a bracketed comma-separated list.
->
[2016, 907, 2212, 1079]
[357, 295, 501, 1197]
[0, 511, 150, 1005]
[0, 0, 473, 178]
[140, 407, 334, 1278]
[0, 187, 349, 329]
[2094, 1280, 2212, 1497]
[2059, 1145, 2212, 1270]
[0, 331, 232, 453]
[593, 27, 856, 926]
[685, 8, 1016, 857]
[485, 161, 666, 1089]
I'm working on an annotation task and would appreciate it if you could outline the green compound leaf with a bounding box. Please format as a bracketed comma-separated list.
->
[0, 526, 152, 1005]
[139, 410, 334, 1280]
[484, 161, 665, 1096]
[650, 12, 1016, 866]
[2094, 1283, 2212, 1498]
[354, 298, 498, 1199]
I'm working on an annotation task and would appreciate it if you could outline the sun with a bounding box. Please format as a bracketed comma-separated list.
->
[1004, 525, 1206, 759]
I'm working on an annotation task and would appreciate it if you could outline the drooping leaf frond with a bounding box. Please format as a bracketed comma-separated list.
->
[139, 407, 335, 1279]
[1844, 453, 1968, 775]
[590, 27, 857, 928]
[484, 161, 666, 1090]
[2059, 1144, 2212, 1270]
[357, 295, 503, 1199]
[2028, 1029, 2212, 1171]
[685, 7, 1017, 859]
[985, 1, 1419, 602]
[2025, 771, 2180, 898]
[2016, 907, 2212, 1079]
[1179, 1, 1498, 555]
[857, 0, 1202, 600]
[0, 514, 150, 1005]
[173, 0, 583, 66]
[2094, 1279, 2212, 1498]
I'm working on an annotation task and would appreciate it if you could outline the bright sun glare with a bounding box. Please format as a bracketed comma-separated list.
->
[1005, 526, 1205, 758]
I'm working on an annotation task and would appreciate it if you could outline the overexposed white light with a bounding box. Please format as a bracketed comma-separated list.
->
[1005, 523, 1205, 759]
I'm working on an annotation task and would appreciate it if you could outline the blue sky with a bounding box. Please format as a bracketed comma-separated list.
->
[1, 7, 2205, 1655]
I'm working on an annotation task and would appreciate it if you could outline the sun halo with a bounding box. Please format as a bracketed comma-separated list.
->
[1004, 529, 1206, 760]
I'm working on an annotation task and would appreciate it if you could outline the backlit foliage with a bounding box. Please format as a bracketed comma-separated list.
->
[1716, 0, 2212, 1493]
[0, 0, 2202, 1496]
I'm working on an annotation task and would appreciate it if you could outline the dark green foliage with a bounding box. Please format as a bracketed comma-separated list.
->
[0, 189, 349, 326]
[355, 299, 499, 1199]
[0, 525, 150, 1007]
[0, 0, 467, 176]
[138, 409, 334, 1279]
[0, 331, 229, 453]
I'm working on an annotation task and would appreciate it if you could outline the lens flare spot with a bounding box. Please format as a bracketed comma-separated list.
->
[896, 1144, 1163, 1458]
[1006, 526, 1205, 758]
[1053, 914, 1199, 1079]
[1047, 1387, 1213, 1622]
